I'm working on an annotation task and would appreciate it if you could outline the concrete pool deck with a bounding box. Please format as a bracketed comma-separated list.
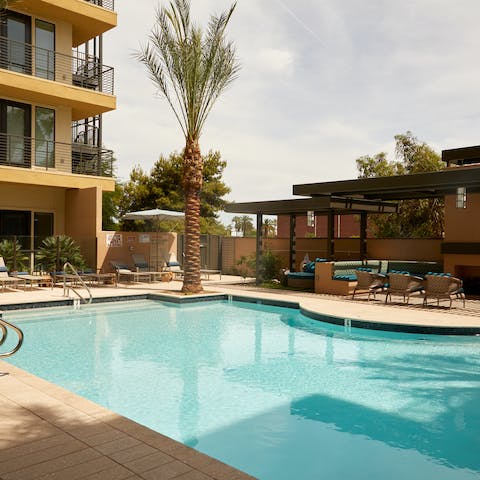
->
[1, 277, 479, 479]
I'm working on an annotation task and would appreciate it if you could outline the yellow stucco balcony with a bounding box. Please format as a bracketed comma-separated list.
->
[12, 0, 117, 47]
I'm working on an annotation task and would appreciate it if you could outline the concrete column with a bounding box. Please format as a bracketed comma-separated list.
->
[256, 213, 263, 285]
[327, 210, 335, 260]
[289, 214, 296, 271]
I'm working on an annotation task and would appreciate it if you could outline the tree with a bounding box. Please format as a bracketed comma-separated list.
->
[356, 131, 445, 238]
[232, 215, 255, 237]
[103, 183, 122, 231]
[117, 151, 230, 234]
[263, 218, 277, 238]
[137, 1, 239, 293]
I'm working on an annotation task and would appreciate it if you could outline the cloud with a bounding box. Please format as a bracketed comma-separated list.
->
[102, 0, 480, 217]
[256, 48, 294, 73]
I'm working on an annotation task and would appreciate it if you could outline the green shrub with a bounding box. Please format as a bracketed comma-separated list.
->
[0, 239, 29, 272]
[246, 250, 283, 282]
[36, 235, 86, 272]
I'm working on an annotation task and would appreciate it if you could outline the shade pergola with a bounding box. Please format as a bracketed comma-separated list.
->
[225, 165, 480, 282]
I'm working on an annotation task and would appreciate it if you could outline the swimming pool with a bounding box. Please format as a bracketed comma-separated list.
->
[3, 299, 480, 480]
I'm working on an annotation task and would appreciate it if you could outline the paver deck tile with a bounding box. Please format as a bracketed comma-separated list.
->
[141, 460, 193, 480]
[122, 451, 175, 474]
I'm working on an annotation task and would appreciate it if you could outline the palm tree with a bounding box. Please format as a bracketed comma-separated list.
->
[263, 218, 277, 238]
[137, 1, 239, 293]
[232, 215, 254, 237]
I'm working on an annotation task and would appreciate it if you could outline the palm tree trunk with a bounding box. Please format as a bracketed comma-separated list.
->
[182, 137, 203, 293]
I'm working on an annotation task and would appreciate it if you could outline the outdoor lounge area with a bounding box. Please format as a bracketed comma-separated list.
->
[226, 147, 480, 308]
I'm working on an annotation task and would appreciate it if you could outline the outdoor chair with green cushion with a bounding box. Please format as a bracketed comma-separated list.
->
[384, 272, 424, 305]
[422, 274, 465, 308]
[352, 270, 387, 301]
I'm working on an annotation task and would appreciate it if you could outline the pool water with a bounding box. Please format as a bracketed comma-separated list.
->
[4, 299, 480, 480]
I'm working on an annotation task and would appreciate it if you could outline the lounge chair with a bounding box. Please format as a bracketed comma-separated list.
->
[16, 272, 53, 289]
[0, 257, 27, 291]
[110, 261, 153, 283]
[352, 270, 387, 301]
[384, 272, 424, 304]
[79, 269, 117, 287]
[132, 253, 165, 272]
[165, 260, 184, 279]
[422, 274, 465, 308]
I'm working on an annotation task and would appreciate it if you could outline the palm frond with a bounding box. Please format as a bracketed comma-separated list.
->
[136, 0, 240, 141]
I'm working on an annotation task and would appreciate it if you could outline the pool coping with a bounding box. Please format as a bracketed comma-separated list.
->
[2, 291, 480, 335]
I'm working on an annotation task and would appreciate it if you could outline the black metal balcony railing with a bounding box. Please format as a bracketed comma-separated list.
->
[83, 0, 115, 11]
[0, 36, 114, 95]
[0, 132, 113, 178]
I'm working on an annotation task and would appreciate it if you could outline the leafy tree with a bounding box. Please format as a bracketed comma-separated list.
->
[232, 215, 255, 237]
[0, 240, 29, 272]
[137, 0, 239, 294]
[117, 151, 230, 234]
[36, 236, 86, 272]
[356, 131, 445, 238]
[103, 183, 122, 231]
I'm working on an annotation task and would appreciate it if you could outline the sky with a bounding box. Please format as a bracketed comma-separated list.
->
[102, 0, 480, 225]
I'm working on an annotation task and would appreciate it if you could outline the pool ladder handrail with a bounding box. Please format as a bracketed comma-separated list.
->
[0, 316, 24, 358]
[63, 262, 93, 305]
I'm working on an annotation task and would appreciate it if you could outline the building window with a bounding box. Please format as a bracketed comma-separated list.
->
[34, 212, 53, 249]
[35, 107, 55, 168]
[0, 11, 32, 75]
[307, 210, 314, 227]
[0, 210, 31, 249]
[0, 99, 31, 167]
[35, 20, 55, 80]
[456, 187, 467, 209]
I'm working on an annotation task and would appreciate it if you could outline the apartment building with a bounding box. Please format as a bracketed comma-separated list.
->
[0, 0, 117, 269]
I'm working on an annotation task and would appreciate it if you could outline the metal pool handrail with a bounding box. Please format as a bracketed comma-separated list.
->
[63, 262, 93, 305]
[0, 317, 24, 358]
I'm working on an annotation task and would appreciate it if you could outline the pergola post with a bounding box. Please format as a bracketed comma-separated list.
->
[327, 210, 335, 260]
[360, 212, 367, 260]
[289, 214, 296, 271]
[256, 213, 263, 285]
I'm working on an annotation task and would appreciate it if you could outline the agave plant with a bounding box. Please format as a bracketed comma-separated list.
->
[0, 239, 29, 272]
[36, 235, 86, 272]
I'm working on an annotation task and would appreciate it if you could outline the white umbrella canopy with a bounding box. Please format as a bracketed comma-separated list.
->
[122, 208, 185, 222]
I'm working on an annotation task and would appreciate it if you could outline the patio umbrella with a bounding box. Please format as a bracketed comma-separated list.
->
[122, 209, 185, 270]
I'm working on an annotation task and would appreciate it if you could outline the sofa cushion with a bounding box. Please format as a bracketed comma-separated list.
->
[287, 272, 314, 280]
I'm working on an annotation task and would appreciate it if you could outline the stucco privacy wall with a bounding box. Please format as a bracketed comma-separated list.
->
[97, 231, 178, 273]
[222, 237, 444, 273]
